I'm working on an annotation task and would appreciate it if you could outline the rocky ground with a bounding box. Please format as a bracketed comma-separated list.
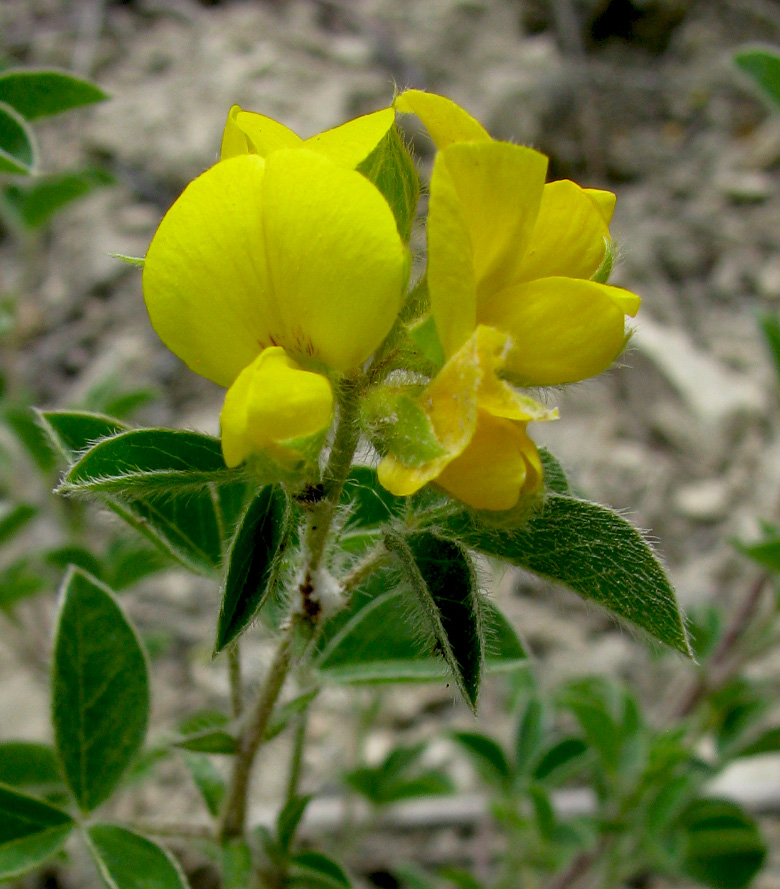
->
[2, 0, 780, 886]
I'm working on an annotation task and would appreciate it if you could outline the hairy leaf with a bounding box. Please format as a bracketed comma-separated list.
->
[444, 495, 690, 655]
[216, 486, 288, 653]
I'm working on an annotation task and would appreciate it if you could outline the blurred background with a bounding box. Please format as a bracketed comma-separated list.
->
[1, 0, 780, 885]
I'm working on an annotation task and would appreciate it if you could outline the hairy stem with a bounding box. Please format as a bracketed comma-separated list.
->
[219, 621, 297, 841]
[285, 709, 308, 806]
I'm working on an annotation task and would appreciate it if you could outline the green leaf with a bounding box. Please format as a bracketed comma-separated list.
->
[0, 785, 74, 879]
[759, 312, 780, 388]
[222, 839, 252, 889]
[276, 794, 312, 855]
[0, 101, 36, 173]
[735, 532, 780, 573]
[316, 568, 524, 684]
[357, 123, 419, 243]
[450, 732, 510, 786]
[3, 168, 114, 230]
[180, 752, 225, 817]
[344, 743, 453, 806]
[444, 495, 691, 655]
[559, 681, 622, 772]
[4, 404, 57, 471]
[538, 448, 570, 496]
[174, 729, 236, 755]
[515, 696, 545, 776]
[678, 798, 767, 889]
[58, 428, 235, 496]
[103, 538, 168, 590]
[288, 851, 352, 888]
[732, 726, 780, 759]
[533, 737, 591, 785]
[0, 69, 108, 119]
[0, 501, 36, 546]
[39, 413, 239, 575]
[0, 557, 45, 610]
[734, 48, 780, 108]
[263, 689, 319, 742]
[36, 409, 130, 461]
[341, 464, 405, 530]
[0, 743, 63, 793]
[215, 486, 288, 653]
[388, 532, 484, 710]
[87, 825, 190, 889]
[52, 568, 150, 812]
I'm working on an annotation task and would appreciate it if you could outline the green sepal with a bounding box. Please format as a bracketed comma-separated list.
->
[0, 69, 108, 120]
[442, 494, 691, 655]
[86, 825, 191, 889]
[0, 101, 36, 173]
[357, 123, 419, 243]
[215, 485, 289, 653]
[538, 447, 571, 496]
[591, 237, 615, 284]
[0, 785, 74, 879]
[110, 253, 145, 267]
[361, 387, 446, 465]
[408, 314, 445, 370]
[52, 568, 150, 813]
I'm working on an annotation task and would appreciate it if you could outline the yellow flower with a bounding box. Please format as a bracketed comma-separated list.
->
[378, 92, 641, 511]
[396, 89, 640, 385]
[221, 104, 395, 167]
[143, 147, 408, 468]
[378, 326, 556, 511]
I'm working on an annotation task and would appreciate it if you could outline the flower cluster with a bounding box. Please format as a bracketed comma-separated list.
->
[143, 92, 639, 512]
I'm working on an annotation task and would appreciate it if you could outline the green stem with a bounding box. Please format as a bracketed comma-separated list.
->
[284, 709, 308, 806]
[219, 620, 298, 841]
[228, 645, 243, 719]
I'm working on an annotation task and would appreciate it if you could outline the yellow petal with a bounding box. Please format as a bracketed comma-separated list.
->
[584, 188, 616, 224]
[261, 149, 408, 370]
[303, 108, 395, 167]
[429, 142, 547, 356]
[472, 326, 558, 422]
[435, 414, 541, 511]
[394, 90, 491, 148]
[221, 105, 251, 160]
[442, 142, 548, 298]
[480, 277, 641, 386]
[143, 155, 276, 387]
[427, 153, 477, 358]
[514, 180, 611, 282]
[220, 347, 333, 468]
[232, 108, 302, 156]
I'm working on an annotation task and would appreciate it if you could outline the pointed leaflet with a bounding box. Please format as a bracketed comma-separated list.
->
[316, 567, 524, 684]
[443, 494, 691, 655]
[58, 428, 236, 496]
[0, 743, 64, 794]
[87, 825, 190, 889]
[39, 412, 242, 575]
[385, 532, 484, 710]
[215, 485, 288, 652]
[0, 69, 108, 119]
[0, 785, 74, 879]
[52, 569, 150, 812]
